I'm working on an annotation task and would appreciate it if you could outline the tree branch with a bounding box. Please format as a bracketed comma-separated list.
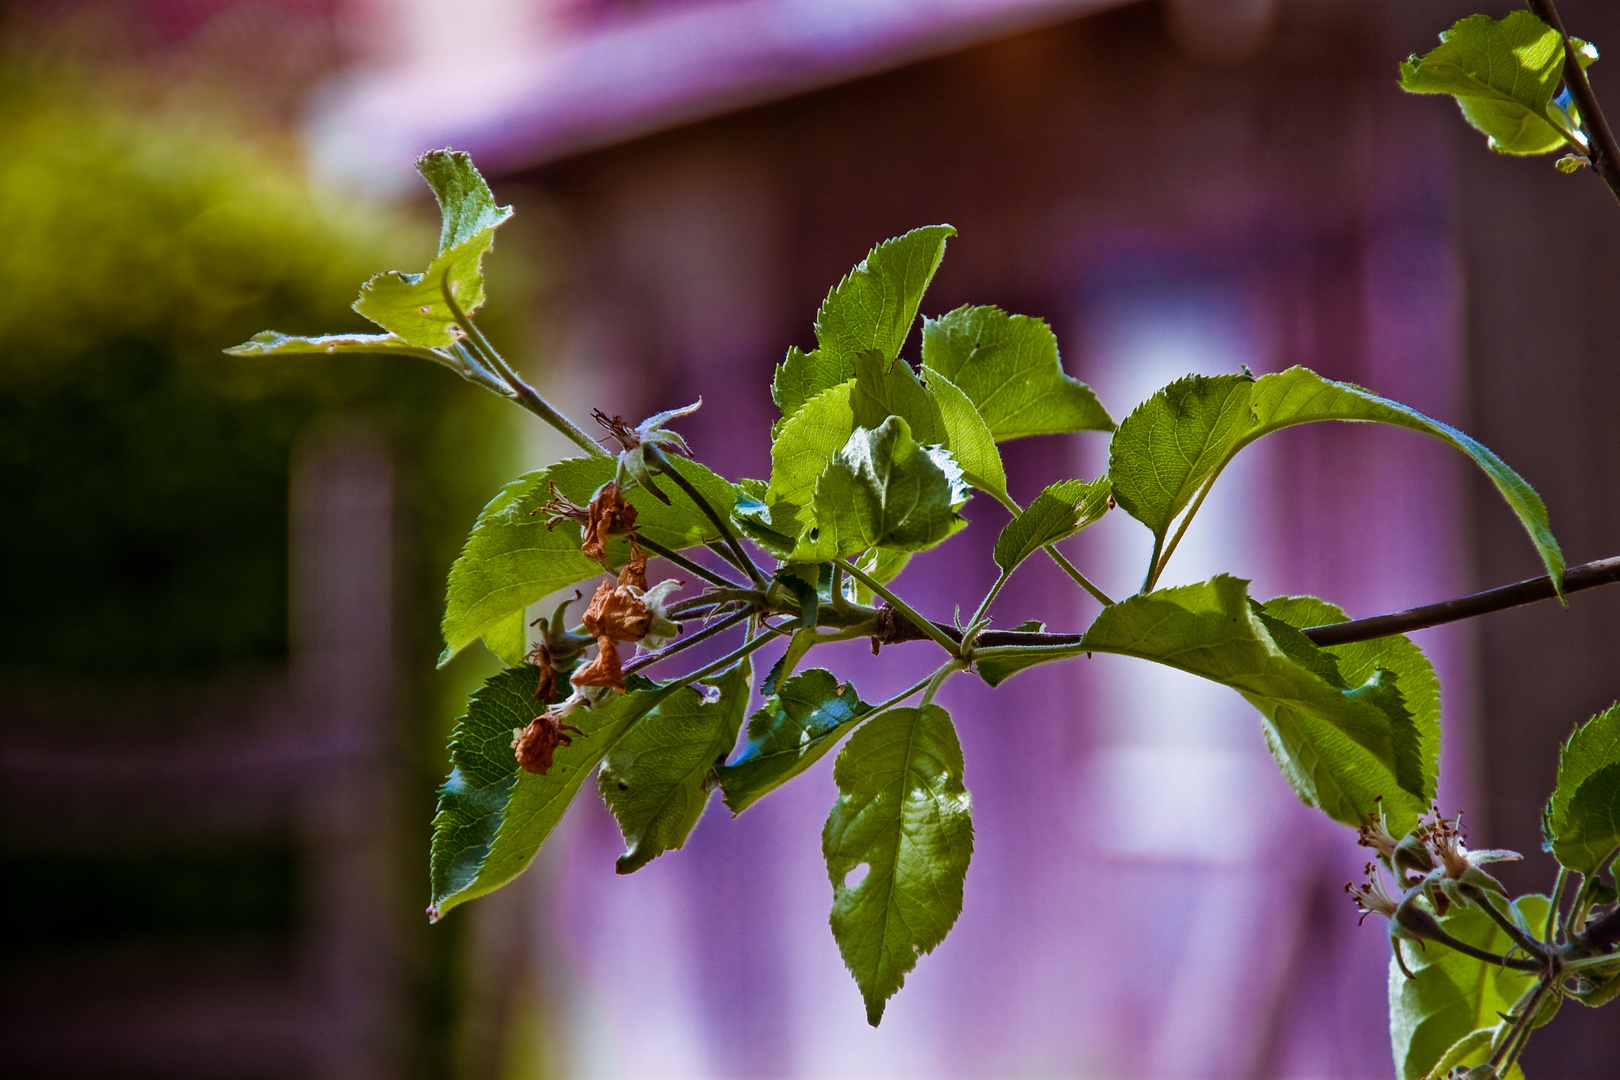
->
[1527, 0, 1620, 205]
[1301, 555, 1620, 646]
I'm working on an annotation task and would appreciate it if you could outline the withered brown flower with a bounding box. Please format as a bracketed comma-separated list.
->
[511, 712, 584, 775]
[581, 482, 638, 563]
[582, 558, 655, 643]
[571, 636, 626, 692]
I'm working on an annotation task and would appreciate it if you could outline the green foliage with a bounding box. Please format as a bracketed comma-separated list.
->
[798, 417, 970, 562]
[993, 478, 1112, 573]
[429, 670, 663, 918]
[920, 305, 1112, 439]
[1388, 896, 1551, 1080]
[719, 669, 872, 814]
[353, 151, 514, 348]
[601, 661, 753, 873]
[823, 704, 974, 1026]
[1109, 366, 1564, 593]
[1544, 703, 1620, 874]
[1399, 12, 1581, 156]
[772, 227, 955, 427]
[240, 144, 1608, 1054]
[439, 454, 741, 664]
[1079, 576, 1433, 831]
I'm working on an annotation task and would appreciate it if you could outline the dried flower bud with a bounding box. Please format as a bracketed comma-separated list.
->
[512, 712, 584, 775]
[571, 636, 626, 693]
[581, 482, 638, 563]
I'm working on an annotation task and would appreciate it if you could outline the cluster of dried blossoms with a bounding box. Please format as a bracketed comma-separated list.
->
[510, 482, 685, 775]
[1346, 801, 1523, 975]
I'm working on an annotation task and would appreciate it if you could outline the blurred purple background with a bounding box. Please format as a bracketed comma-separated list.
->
[4, 1, 1620, 1078]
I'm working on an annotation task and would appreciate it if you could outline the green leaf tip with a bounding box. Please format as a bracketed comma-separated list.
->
[352, 149, 514, 349]
[1543, 702, 1620, 875]
[772, 225, 955, 428]
[1399, 11, 1583, 156]
[823, 703, 973, 1026]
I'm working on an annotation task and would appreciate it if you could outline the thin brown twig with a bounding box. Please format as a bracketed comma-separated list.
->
[1528, 0, 1620, 205]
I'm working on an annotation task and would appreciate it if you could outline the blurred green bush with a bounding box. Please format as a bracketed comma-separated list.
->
[0, 68, 515, 678]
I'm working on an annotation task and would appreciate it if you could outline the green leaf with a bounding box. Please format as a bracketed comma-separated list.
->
[772, 227, 955, 426]
[440, 455, 743, 665]
[1544, 702, 1620, 874]
[1262, 596, 1441, 834]
[1108, 366, 1564, 594]
[920, 305, 1112, 439]
[992, 478, 1112, 573]
[798, 416, 970, 562]
[352, 150, 514, 347]
[1389, 896, 1550, 1080]
[851, 350, 947, 447]
[719, 669, 871, 814]
[765, 379, 857, 539]
[481, 606, 530, 667]
[922, 365, 1007, 500]
[823, 703, 973, 1026]
[1399, 12, 1575, 156]
[224, 329, 446, 363]
[1077, 575, 1429, 830]
[599, 660, 753, 873]
[429, 669, 658, 918]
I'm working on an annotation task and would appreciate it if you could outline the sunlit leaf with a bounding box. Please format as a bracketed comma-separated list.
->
[920, 305, 1111, 439]
[992, 478, 1111, 573]
[772, 226, 955, 426]
[353, 150, 514, 347]
[923, 365, 1007, 500]
[1399, 12, 1575, 155]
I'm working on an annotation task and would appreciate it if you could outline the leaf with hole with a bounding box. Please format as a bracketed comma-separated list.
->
[824, 703, 973, 1026]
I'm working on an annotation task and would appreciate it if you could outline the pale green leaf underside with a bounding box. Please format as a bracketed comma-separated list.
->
[797, 416, 969, 562]
[992, 477, 1111, 573]
[1072, 576, 1430, 830]
[429, 669, 658, 917]
[719, 668, 871, 814]
[1389, 896, 1549, 1080]
[440, 454, 742, 665]
[1545, 702, 1620, 873]
[600, 660, 753, 873]
[1399, 12, 1573, 155]
[920, 305, 1112, 439]
[1108, 366, 1564, 594]
[224, 329, 446, 363]
[824, 704, 973, 1026]
[772, 226, 955, 426]
[352, 149, 514, 347]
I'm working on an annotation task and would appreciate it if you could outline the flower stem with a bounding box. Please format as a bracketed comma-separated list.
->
[623, 607, 753, 676]
[647, 448, 766, 586]
[634, 536, 745, 590]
